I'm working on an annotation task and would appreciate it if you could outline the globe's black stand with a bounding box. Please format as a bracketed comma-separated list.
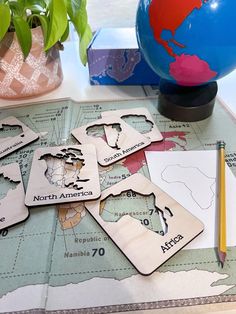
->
[158, 79, 218, 122]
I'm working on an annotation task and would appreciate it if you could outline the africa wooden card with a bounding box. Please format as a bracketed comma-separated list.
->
[25, 144, 101, 206]
[0, 116, 39, 158]
[71, 115, 151, 166]
[0, 163, 29, 230]
[101, 107, 163, 144]
[85, 173, 204, 275]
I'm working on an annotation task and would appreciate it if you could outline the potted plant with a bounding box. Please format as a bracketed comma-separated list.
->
[0, 0, 92, 99]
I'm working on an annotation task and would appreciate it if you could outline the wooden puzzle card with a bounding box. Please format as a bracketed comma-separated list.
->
[0, 163, 29, 230]
[101, 107, 163, 144]
[85, 173, 204, 275]
[71, 115, 151, 166]
[25, 144, 101, 206]
[0, 116, 39, 158]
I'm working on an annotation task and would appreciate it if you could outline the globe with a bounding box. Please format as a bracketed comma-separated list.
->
[136, 0, 236, 87]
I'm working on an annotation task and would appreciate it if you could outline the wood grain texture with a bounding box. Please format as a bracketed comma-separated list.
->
[85, 173, 204, 275]
[0, 163, 29, 230]
[0, 116, 39, 158]
[101, 107, 163, 143]
[71, 115, 151, 166]
[25, 144, 101, 206]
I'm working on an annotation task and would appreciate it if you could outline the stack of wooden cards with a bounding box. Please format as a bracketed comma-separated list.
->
[0, 163, 29, 230]
[71, 107, 163, 166]
[70, 109, 204, 274]
[0, 112, 204, 276]
[0, 116, 39, 230]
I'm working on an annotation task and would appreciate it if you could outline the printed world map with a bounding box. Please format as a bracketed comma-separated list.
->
[0, 99, 236, 313]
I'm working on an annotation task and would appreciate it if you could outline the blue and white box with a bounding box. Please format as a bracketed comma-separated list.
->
[87, 28, 160, 85]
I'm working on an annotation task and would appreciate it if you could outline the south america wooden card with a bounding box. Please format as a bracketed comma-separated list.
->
[101, 107, 163, 143]
[85, 173, 204, 275]
[71, 115, 151, 166]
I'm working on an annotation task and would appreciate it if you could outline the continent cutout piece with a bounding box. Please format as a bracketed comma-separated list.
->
[161, 164, 215, 209]
[71, 115, 151, 166]
[86, 123, 122, 149]
[0, 116, 39, 159]
[39, 148, 89, 190]
[85, 173, 204, 275]
[122, 115, 153, 134]
[0, 163, 29, 230]
[25, 144, 101, 206]
[99, 190, 173, 236]
[101, 107, 163, 143]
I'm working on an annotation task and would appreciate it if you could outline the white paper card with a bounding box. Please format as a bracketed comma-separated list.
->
[145, 150, 236, 249]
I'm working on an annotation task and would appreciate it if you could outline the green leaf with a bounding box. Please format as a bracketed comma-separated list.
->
[28, 14, 48, 43]
[0, 4, 11, 40]
[8, 1, 23, 15]
[36, 15, 48, 42]
[66, 0, 92, 64]
[13, 16, 32, 59]
[60, 22, 70, 42]
[66, 0, 87, 37]
[44, 0, 67, 51]
[26, 5, 44, 13]
[25, 0, 46, 9]
[79, 24, 92, 65]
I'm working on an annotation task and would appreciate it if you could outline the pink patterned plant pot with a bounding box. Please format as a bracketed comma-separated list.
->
[0, 27, 63, 99]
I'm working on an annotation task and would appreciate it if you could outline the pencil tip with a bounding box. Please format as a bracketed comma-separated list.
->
[218, 251, 226, 268]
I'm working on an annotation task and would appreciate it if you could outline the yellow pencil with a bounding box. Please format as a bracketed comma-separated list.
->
[217, 140, 226, 267]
